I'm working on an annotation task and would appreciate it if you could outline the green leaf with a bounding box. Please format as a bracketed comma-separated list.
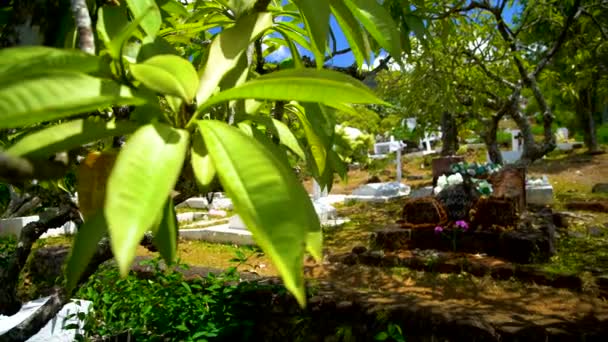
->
[242, 115, 303, 159]
[105, 123, 189, 276]
[271, 119, 305, 160]
[306, 228, 323, 262]
[125, 0, 162, 39]
[158, 0, 189, 18]
[65, 211, 108, 292]
[226, 0, 257, 17]
[246, 123, 291, 167]
[404, 14, 426, 41]
[7, 119, 138, 158]
[130, 102, 165, 123]
[198, 68, 387, 113]
[293, 0, 330, 67]
[97, 4, 153, 59]
[198, 120, 320, 307]
[196, 12, 273, 104]
[97, 5, 129, 57]
[274, 24, 313, 52]
[374, 331, 389, 341]
[343, 0, 401, 59]
[330, 0, 371, 67]
[191, 131, 217, 192]
[153, 197, 179, 264]
[270, 32, 304, 68]
[0, 47, 107, 78]
[0, 72, 147, 129]
[131, 55, 199, 102]
[138, 36, 179, 62]
[286, 103, 327, 175]
[329, 149, 348, 180]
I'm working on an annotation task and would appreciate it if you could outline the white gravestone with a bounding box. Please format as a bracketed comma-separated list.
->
[526, 176, 554, 206]
[556, 127, 569, 141]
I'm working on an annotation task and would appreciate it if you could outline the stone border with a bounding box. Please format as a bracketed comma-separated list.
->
[329, 249, 584, 291]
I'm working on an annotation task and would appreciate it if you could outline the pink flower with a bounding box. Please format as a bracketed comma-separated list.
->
[455, 220, 469, 231]
[434, 226, 444, 234]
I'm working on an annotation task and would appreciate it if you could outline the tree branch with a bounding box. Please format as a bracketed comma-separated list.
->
[432, 1, 492, 19]
[324, 48, 352, 62]
[0, 152, 71, 183]
[70, 0, 95, 55]
[253, 0, 271, 12]
[532, 0, 583, 78]
[1, 289, 67, 342]
[463, 50, 517, 89]
[254, 38, 265, 75]
[581, 9, 608, 41]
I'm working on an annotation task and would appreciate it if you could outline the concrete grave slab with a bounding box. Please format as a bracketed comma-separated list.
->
[0, 298, 91, 341]
[346, 182, 411, 203]
[0, 216, 76, 238]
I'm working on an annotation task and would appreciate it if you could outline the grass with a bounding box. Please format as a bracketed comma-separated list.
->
[180, 218, 230, 229]
[528, 148, 608, 207]
[175, 207, 209, 213]
[536, 223, 608, 275]
[137, 239, 277, 276]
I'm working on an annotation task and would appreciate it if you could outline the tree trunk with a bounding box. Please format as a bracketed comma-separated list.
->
[483, 114, 504, 164]
[0, 203, 81, 316]
[577, 87, 600, 153]
[440, 111, 459, 156]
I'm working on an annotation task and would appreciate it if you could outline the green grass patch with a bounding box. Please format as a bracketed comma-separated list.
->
[537, 230, 608, 275]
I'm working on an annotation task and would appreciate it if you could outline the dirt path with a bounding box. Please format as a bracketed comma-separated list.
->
[304, 262, 608, 335]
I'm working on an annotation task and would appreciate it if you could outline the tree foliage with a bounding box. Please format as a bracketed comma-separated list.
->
[0, 1, 412, 325]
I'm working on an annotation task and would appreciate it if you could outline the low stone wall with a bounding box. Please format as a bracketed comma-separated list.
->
[329, 249, 583, 291]
[371, 225, 554, 264]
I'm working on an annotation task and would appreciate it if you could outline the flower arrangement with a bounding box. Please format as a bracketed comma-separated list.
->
[450, 161, 502, 178]
[434, 220, 470, 251]
[433, 173, 463, 195]
[433, 161, 501, 196]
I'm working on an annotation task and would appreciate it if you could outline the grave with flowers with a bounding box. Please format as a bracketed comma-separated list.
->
[371, 160, 556, 264]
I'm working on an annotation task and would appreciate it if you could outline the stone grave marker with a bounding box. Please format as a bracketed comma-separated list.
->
[526, 176, 554, 206]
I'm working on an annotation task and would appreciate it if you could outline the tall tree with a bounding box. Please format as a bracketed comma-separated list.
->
[521, 0, 608, 152]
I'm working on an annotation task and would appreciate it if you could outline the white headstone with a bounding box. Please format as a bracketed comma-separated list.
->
[312, 180, 321, 201]
[510, 129, 522, 151]
[556, 127, 569, 141]
[405, 118, 417, 130]
[312, 201, 338, 223]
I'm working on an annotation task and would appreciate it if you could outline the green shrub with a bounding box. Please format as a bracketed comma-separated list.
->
[334, 127, 374, 165]
[598, 124, 608, 144]
[0, 236, 17, 269]
[367, 156, 393, 177]
[496, 131, 512, 147]
[76, 259, 260, 341]
[531, 123, 560, 136]
[572, 124, 608, 145]
[0, 183, 9, 213]
[531, 125, 543, 136]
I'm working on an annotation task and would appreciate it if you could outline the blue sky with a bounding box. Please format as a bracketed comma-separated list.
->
[267, 2, 523, 68]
